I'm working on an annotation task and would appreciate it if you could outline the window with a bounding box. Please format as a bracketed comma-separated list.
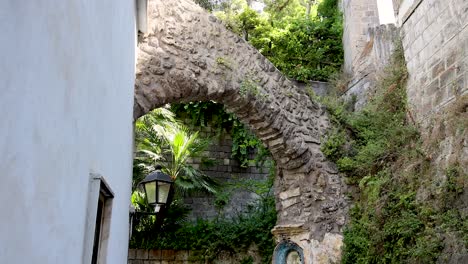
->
[91, 180, 113, 264]
[83, 174, 114, 264]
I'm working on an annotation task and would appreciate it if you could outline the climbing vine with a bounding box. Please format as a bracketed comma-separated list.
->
[171, 101, 269, 167]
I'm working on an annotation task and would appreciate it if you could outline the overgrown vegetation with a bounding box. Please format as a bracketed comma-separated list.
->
[211, 0, 343, 81]
[171, 101, 270, 167]
[132, 103, 276, 262]
[134, 108, 218, 195]
[315, 43, 468, 263]
[130, 163, 277, 263]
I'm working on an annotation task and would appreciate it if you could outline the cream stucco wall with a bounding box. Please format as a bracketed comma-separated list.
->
[0, 0, 136, 263]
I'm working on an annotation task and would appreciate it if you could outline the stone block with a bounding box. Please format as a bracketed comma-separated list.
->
[279, 188, 301, 200]
[217, 165, 228, 172]
[426, 79, 440, 97]
[432, 60, 445, 78]
[446, 50, 459, 68]
[161, 250, 176, 260]
[175, 250, 189, 261]
[282, 198, 299, 209]
[136, 249, 149, 260]
[448, 75, 466, 97]
[148, 249, 161, 260]
[442, 21, 460, 44]
[440, 66, 457, 90]
[128, 249, 137, 259]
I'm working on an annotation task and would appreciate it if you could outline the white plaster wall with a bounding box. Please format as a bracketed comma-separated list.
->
[0, 0, 136, 263]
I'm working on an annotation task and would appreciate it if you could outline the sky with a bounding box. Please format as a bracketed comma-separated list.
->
[377, 0, 396, 24]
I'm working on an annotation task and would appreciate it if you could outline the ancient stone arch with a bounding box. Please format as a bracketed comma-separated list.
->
[134, 0, 347, 262]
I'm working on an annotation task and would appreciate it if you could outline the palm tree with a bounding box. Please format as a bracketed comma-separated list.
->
[154, 124, 218, 194]
[134, 107, 218, 195]
[132, 107, 176, 191]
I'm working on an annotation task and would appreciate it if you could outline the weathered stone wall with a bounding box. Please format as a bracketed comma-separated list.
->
[342, 0, 380, 75]
[342, 0, 400, 108]
[134, 0, 348, 262]
[398, 0, 468, 123]
[342, 1, 467, 261]
[128, 248, 262, 264]
[343, 24, 400, 109]
[399, 5, 468, 256]
[292, 80, 330, 97]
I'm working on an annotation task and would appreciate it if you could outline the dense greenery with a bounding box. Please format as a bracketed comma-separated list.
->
[212, 0, 343, 81]
[132, 104, 276, 262]
[316, 44, 468, 263]
[172, 101, 270, 167]
[130, 165, 277, 263]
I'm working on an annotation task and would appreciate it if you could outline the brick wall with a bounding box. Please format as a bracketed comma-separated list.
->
[399, 0, 468, 122]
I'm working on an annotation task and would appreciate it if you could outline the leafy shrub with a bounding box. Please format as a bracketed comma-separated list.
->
[171, 101, 270, 167]
[130, 183, 277, 263]
[318, 43, 468, 263]
[214, 0, 343, 81]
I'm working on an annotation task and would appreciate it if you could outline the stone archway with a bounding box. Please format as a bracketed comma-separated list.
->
[134, 0, 347, 262]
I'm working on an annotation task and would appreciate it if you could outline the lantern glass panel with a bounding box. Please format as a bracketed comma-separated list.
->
[145, 181, 157, 204]
[157, 182, 171, 204]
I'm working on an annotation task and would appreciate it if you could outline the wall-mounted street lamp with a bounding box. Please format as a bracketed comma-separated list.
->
[139, 165, 174, 213]
[129, 166, 174, 238]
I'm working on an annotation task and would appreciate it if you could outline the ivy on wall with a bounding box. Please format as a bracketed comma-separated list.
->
[171, 101, 270, 167]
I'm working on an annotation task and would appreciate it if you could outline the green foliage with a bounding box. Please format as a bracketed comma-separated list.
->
[216, 56, 233, 69]
[239, 77, 262, 98]
[320, 129, 347, 161]
[135, 108, 218, 195]
[237, 7, 262, 41]
[317, 44, 468, 263]
[130, 198, 192, 247]
[320, 44, 416, 183]
[214, 0, 343, 81]
[171, 101, 270, 167]
[130, 168, 277, 263]
[194, 0, 214, 11]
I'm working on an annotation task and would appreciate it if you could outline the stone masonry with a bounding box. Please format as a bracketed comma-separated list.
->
[342, 0, 380, 75]
[341, 0, 401, 109]
[134, 0, 348, 262]
[128, 248, 262, 264]
[399, 0, 468, 123]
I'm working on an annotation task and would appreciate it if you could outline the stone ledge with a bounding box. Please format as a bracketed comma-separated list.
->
[271, 224, 307, 240]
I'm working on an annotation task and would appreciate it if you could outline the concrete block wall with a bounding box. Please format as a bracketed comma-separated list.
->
[182, 121, 271, 220]
[399, 0, 468, 122]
